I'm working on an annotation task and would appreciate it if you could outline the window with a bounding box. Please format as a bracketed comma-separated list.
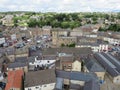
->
[47, 61, 49, 63]
[36, 87, 39, 89]
[63, 65, 66, 69]
[68, 65, 72, 69]
[44, 85, 47, 87]
[28, 88, 31, 90]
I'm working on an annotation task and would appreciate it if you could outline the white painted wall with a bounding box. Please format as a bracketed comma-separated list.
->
[72, 60, 81, 72]
[29, 57, 56, 67]
[25, 83, 55, 90]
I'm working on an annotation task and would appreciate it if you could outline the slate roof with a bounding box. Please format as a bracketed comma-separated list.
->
[29, 49, 42, 57]
[84, 56, 105, 72]
[6, 47, 15, 55]
[59, 56, 74, 62]
[55, 70, 99, 90]
[8, 62, 27, 68]
[55, 70, 98, 82]
[6, 47, 28, 55]
[70, 83, 83, 90]
[42, 56, 56, 60]
[87, 62, 105, 72]
[70, 71, 97, 82]
[102, 52, 120, 72]
[25, 69, 56, 87]
[15, 57, 28, 63]
[94, 53, 120, 77]
[84, 80, 100, 90]
[28, 56, 35, 63]
[0, 48, 5, 56]
[42, 47, 92, 56]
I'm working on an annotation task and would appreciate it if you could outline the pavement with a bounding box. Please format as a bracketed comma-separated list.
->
[100, 75, 120, 90]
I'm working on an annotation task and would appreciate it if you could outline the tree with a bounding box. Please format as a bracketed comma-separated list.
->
[107, 24, 120, 32]
[98, 27, 106, 31]
[92, 21, 98, 24]
[61, 21, 69, 29]
[51, 20, 61, 28]
[68, 43, 76, 47]
[0, 21, 2, 25]
[71, 13, 79, 21]
[105, 14, 109, 20]
[61, 43, 65, 47]
[13, 17, 18, 26]
[117, 13, 120, 19]
[28, 19, 38, 27]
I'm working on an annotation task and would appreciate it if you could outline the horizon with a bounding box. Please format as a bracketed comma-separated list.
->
[0, 0, 120, 13]
[0, 11, 119, 13]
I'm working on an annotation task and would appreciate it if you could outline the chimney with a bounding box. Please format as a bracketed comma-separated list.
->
[35, 56, 38, 61]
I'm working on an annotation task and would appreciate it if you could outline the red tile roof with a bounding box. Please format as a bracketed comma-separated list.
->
[5, 70, 24, 90]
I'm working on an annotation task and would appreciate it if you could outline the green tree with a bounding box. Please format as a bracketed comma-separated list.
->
[98, 27, 106, 31]
[68, 43, 76, 47]
[61, 21, 69, 29]
[107, 24, 120, 32]
[61, 43, 65, 47]
[51, 20, 61, 28]
[0, 21, 2, 25]
[28, 19, 38, 27]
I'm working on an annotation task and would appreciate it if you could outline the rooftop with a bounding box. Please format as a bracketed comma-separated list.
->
[42, 55, 57, 60]
[94, 52, 120, 77]
[84, 56, 105, 72]
[5, 70, 24, 90]
[29, 49, 42, 57]
[55, 70, 99, 90]
[6, 47, 28, 55]
[84, 80, 100, 90]
[15, 56, 28, 63]
[8, 62, 27, 68]
[55, 70, 98, 82]
[42, 47, 92, 56]
[70, 83, 83, 90]
[59, 55, 74, 62]
[25, 69, 56, 87]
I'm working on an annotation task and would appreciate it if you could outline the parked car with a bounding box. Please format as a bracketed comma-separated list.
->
[3, 43, 9, 47]
[15, 43, 25, 49]
[29, 45, 37, 51]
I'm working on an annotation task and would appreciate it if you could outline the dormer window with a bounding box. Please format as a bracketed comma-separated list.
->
[47, 61, 49, 63]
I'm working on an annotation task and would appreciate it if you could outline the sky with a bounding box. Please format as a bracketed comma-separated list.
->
[0, 0, 120, 12]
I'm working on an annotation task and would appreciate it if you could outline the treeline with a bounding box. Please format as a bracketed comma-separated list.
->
[27, 13, 82, 29]
[11, 12, 120, 30]
[99, 24, 120, 32]
[26, 13, 114, 29]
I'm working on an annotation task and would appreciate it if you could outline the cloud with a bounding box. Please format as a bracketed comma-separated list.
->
[0, 0, 120, 12]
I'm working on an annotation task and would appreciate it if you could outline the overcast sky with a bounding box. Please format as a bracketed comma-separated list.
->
[0, 0, 120, 12]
